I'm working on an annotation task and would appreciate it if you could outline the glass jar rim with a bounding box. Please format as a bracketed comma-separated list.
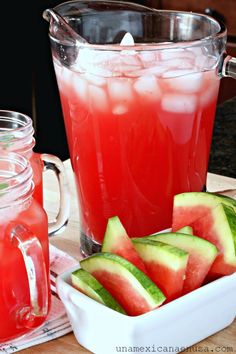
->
[0, 110, 33, 132]
[0, 110, 34, 150]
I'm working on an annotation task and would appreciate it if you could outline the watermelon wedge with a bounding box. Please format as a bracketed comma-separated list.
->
[101, 216, 147, 274]
[71, 269, 126, 314]
[146, 232, 218, 294]
[190, 203, 236, 276]
[80, 253, 166, 316]
[132, 238, 189, 301]
[172, 192, 236, 231]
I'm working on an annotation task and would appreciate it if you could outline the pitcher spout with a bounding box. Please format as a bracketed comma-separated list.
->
[43, 8, 87, 45]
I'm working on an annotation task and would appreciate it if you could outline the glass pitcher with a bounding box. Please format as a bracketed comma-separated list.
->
[43, 1, 236, 255]
[0, 110, 70, 235]
[0, 152, 50, 342]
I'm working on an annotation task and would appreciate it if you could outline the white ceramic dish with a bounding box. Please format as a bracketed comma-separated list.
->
[57, 262, 236, 354]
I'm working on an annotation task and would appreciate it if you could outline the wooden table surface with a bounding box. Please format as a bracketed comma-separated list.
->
[22, 160, 236, 354]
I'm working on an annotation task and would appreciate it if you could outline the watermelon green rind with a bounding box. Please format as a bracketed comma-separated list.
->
[213, 193, 236, 208]
[191, 203, 236, 272]
[132, 238, 188, 270]
[172, 192, 236, 231]
[174, 192, 236, 210]
[145, 232, 218, 293]
[215, 204, 236, 262]
[223, 205, 236, 254]
[80, 253, 166, 308]
[176, 226, 193, 235]
[102, 216, 126, 251]
[101, 216, 147, 273]
[147, 233, 218, 262]
[71, 269, 126, 314]
[131, 238, 189, 300]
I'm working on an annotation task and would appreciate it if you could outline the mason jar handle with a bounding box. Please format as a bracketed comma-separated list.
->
[10, 224, 48, 328]
[41, 153, 70, 236]
[222, 55, 236, 79]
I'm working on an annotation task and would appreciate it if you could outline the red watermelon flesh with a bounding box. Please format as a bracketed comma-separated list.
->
[80, 253, 166, 316]
[132, 238, 189, 302]
[146, 233, 218, 295]
[172, 192, 236, 231]
[190, 203, 236, 276]
[92, 270, 154, 316]
[173, 205, 210, 231]
[144, 261, 186, 301]
[102, 216, 148, 274]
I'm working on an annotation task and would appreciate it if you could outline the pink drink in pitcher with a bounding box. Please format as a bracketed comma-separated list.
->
[44, 1, 235, 254]
[54, 46, 220, 244]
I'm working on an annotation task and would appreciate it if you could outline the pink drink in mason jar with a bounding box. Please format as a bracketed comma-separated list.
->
[0, 152, 50, 341]
[44, 1, 233, 254]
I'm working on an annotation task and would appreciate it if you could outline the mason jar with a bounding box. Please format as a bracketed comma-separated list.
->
[0, 151, 50, 342]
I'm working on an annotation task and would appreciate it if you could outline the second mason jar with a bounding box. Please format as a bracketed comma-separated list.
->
[0, 110, 70, 235]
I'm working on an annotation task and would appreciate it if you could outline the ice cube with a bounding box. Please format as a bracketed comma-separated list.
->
[93, 51, 120, 66]
[108, 79, 134, 103]
[120, 65, 143, 75]
[76, 48, 96, 70]
[62, 66, 73, 85]
[139, 51, 156, 66]
[162, 94, 197, 113]
[85, 73, 106, 86]
[89, 85, 109, 113]
[200, 73, 220, 107]
[112, 104, 129, 115]
[160, 48, 194, 61]
[74, 50, 120, 73]
[134, 75, 161, 101]
[121, 54, 141, 67]
[195, 55, 218, 71]
[199, 86, 217, 107]
[163, 69, 193, 79]
[143, 65, 167, 76]
[120, 32, 135, 46]
[72, 76, 88, 103]
[117, 53, 142, 75]
[127, 65, 167, 78]
[161, 58, 193, 71]
[163, 70, 203, 93]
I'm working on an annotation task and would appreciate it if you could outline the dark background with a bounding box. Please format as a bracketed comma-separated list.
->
[0, 1, 69, 160]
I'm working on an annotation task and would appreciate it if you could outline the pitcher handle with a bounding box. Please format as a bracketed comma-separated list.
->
[41, 153, 70, 236]
[10, 224, 48, 328]
[222, 55, 236, 79]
